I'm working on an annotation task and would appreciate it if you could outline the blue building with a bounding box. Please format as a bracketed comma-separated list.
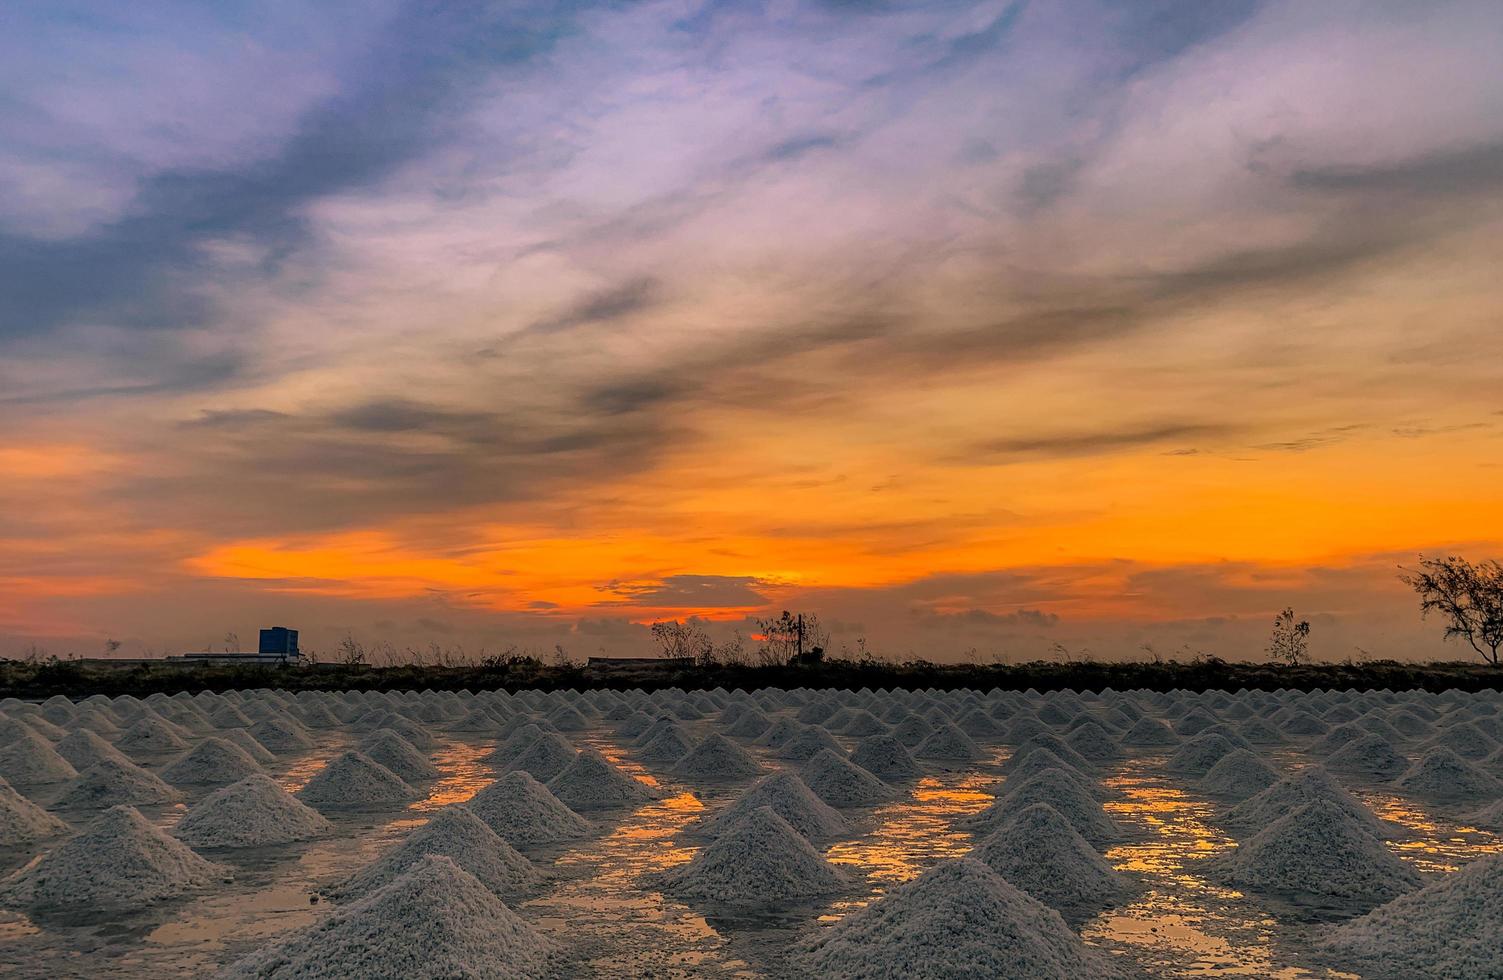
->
[258, 627, 300, 657]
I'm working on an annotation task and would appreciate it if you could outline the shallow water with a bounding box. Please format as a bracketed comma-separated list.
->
[3, 702, 1502, 978]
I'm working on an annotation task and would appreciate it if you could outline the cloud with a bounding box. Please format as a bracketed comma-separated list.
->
[600, 574, 774, 609]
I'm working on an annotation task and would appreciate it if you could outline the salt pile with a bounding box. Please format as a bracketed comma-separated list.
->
[0, 776, 67, 845]
[1396, 747, 1503, 803]
[249, 717, 315, 754]
[175, 774, 332, 848]
[891, 714, 935, 746]
[1003, 749, 1107, 800]
[658, 805, 848, 907]
[1321, 853, 1503, 978]
[800, 749, 896, 807]
[547, 747, 656, 812]
[963, 769, 1123, 847]
[54, 729, 132, 771]
[115, 715, 190, 754]
[1199, 749, 1281, 799]
[672, 733, 764, 780]
[776, 725, 845, 762]
[296, 751, 418, 810]
[507, 731, 578, 783]
[222, 728, 278, 764]
[221, 855, 556, 980]
[635, 725, 693, 765]
[1065, 721, 1124, 763]
[359, 730, 441, 783]
[755, 717, 802, 749]
[1119, 717, 1179, 747]
[0, 725, 78, 784]
[331, 805, 540, 901]
[466, 770, 593, 847]
[1424, 722, 1498, 760]
[160, 737, 264, 786]
[0, 805, 228, 911]
[971, 802, 1135, 926]
[1324, 733, 1409, 780]
[914, 722, 985, 762]
[700, 772, 849, 842]
[57, 757, 180, 808]
[850, 734, 922, 782]
[1166, 732, 1238, 775]
[1209, 799, 1420, 913]
[793, 857, 1127, 979]
[1223, 767, 1397, 839]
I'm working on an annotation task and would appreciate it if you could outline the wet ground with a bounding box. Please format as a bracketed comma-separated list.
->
[1, 709, 1499, 978]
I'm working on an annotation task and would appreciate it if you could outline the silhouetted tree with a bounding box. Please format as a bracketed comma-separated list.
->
[1268, 607, 1311, 666]
[755, 611, 829, 666]
[1402, 556, 1503, 666]
[649, 620, 713, 664]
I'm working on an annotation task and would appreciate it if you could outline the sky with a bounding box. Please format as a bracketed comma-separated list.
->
[2, 0, 1501, 663]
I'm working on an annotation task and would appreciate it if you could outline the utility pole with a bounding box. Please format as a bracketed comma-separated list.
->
[796, 614, 804, 659]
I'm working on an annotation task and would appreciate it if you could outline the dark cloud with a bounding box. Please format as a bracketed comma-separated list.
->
[524, 277, 661, 335]
[970, 421, 1233, 461]
[601, 574, 772, 608]
[919, 607, 1062, 629]
[1290, 141, 1503, 197]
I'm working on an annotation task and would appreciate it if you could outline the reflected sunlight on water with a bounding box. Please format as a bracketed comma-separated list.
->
[1085, 759, 1353, 979]
[412, 740, 494, 811]
[1360, 792, 1503, 873]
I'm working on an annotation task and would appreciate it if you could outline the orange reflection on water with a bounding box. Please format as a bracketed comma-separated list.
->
[1085, 759, 1350, 978]
[821, 771, 999, 921]
[412, 740, 494, 811]
[1359, 792, 1503, 874]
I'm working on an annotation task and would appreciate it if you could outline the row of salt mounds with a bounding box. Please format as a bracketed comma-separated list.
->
[655, 806, 850, 907]
[296, 751, 419, 810]
[849, 733, 921, 782]
[793, 857, 1129, 980]
[698, 772, 849, 842]
[1396, 747, 1503, 804]
[56, 756, 180, 809]
[0, 777, 67, 845]
[175, 775, 332, 848]
[0, 721, 77, 784]
[672, 733, 764, 780]
[359, 729, 441, 784]
[1207, 799, 1420, 914]
[222, 856, 556, 980]
[1320, 853, 1503, 979]
[159, 737, 263, 786]
[547, 747, 658, 812]
[0, 805, 228, 911]
[467, 771, 592, 847]
[800, 750, 896, 807]
[328, 806, 541, 902]
[961, 768, 1125, 848]
[970, 802, 1137, 927]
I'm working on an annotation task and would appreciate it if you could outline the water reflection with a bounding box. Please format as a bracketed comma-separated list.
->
[1085, 759, 1352, 979]
[1360, 792, 1503, 873]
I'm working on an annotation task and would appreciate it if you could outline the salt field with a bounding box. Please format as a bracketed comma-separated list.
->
[3, 685, 1502, 979]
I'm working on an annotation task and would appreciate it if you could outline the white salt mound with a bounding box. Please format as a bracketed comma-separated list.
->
[635, 725, 693, 765]
[914, 723, 985, 762]
[1210, 799, 1420, 913]
[793, 857, 1128, 980]
[672, 733, 764, 780]
[776, 725, 844, 762]
[57, 757, 180, 808]
[160, 737, 263, 786]
[970, 802, 1135, 926]
[296, 751, 418, 810]
[1322, 853, 1503, 979]
[466, 770, 592, 847]
[547, 747, 656, 812]
[176, 774, 331, 848]
[53, 729, 131, 771]
[221, 855, 556, 980]
[964, 769, 1123, 847]
[1200, 749, 1281, 799]
[249, 717, 314, 754]
[508, 731, 578, 783]
[1325, 733, 1409, 780]
[0, 805, 227, 911]
[1397, 747, 1503, 803]
[359, 730, 441, 783]
[849, 734, 921, 782]
[1224, 767, 1397, 839]
[800, 749, 896, 807]
[0, 777, 68, 845]
[0, 727, 78, 784]
[115, 716, 189, 754]
[330, 805, 540, 901]
[700, 772, 849, 842]
[222, 728, 278, 764]
[658, 805, 848, 907]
